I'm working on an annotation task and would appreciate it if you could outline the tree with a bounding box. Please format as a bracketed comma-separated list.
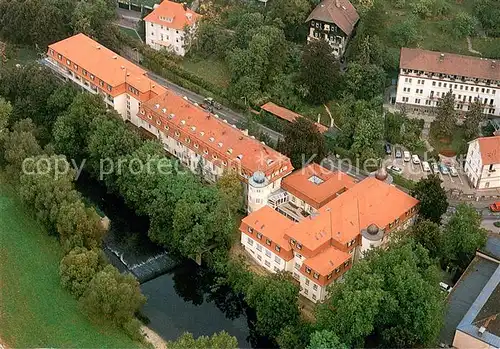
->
[343, 62, 386, 100]
[411, 174, 448, 224]
[72, 0, 118, 50]
[245, 273, 300, 338]
[300, 40, 340, 104]
[60, 247, 105, 297]
[278, 117, 327, 169]
[434, 90, 456, 138]
[80, 264, 146, 325]
[276, 322, 314, 349]
[0, 97, 12, 134]
[463, 99, 485, 140]
[216, 172, 244, 218]
[351, 108, 384, 160]
[316, 240, 444, 347]
[307, 330, 348, 349]
[53, 93, 107, 161]
[453, 11, 478, 38]
[390, 16, 419, 47]
[408, 219, 443, 260]
[57, 200, 106, 252]
[267, 0, 312, 41]
[168, 331, 238, 349]
[443, 204, 487, 271]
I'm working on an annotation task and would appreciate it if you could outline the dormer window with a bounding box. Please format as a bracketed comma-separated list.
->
[164, 125, 169, 130]
[296, 243, 302, 250]
[313, 272, 319, 279]
[305, 267, 311, 274]
[275, 245, 281, 252]
[194, 143, 199, 148]
[248, 227, 253, 233]
[257, 233, 262, 239]
[174, 131, 180, 137]
[266, 239, 271, 246]
[156, 120, 161, 125]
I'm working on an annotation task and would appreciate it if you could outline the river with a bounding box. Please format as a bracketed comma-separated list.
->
[75, 173, 273, 348]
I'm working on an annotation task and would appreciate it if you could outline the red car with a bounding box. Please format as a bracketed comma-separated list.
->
[490, 201, 500, 212]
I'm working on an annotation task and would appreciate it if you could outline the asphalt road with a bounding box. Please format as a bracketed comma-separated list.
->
[145, 71, 283, 143]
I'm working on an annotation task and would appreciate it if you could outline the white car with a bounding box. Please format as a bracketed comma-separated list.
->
[387, 165, 403, 174]
[432, 162, 439, 174]
[403, 151, 411, 162]
[412, 154, 420, 164]
[440, 282, 453, 293]
[449, 166, 458, 177]
[421, 161, 431, 172]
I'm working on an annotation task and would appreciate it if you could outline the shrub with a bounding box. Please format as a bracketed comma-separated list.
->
[60, 247, 105, 298]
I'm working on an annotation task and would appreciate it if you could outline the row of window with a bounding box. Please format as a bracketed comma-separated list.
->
[247, 237, 282, 265]
[247, 227, 282, 253]
[401, 69, 500, 86]
[304, 260, 349, 280]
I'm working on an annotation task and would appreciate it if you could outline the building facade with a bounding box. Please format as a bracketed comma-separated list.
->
[464, 136, 500, 189]
[396, 48, 500, 117]
[240, 164, 419, 303]
[45, 34, 292, 189]
[144, 1, 200, 56]
[305, 0, 359, 58]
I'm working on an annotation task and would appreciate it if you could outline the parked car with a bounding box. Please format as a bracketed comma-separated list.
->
[449, 166, 458, 177]
[395, 147, 402, 158]
[490, 201, 500, 212]
[201, 97, 221, 111]
[439, 163, 449, 175]
[412, 154, 420, 164]
[422, 161, 431, 172]
[440, 282, 453, 293]
[432, 162, 439, 174]
[403, 151, 411, 162]
[387, 165, 403, 174]
[384, 143, 392, 155]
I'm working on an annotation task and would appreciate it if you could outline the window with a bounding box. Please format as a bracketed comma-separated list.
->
[275, 245, 281, 252]
[274, 266, 280, 272]
[415, 98, 421, 104]
[58, 53, 62, 60]
[257, 255, 262, 261]
[313, 284, 318, 291]
[264, 260, 271, 267]
[313, 272, 319, 279]
[335, 267, 340, 273]
[344, 261, 350, 267]
[304, 289, 308, 295]
[247, 237, 253, 246]
[296, 243, 302, 250]
[312, 294, 317, 300]
[305, 279, 309, 285]
[257, 233, 262, 239]
[305, 267, 311, 274]
[247, 227, 253, 233]
[275, 256, 281, 264]
[256, 245, 262, 252]
[66, 59, 71, 65]
[265, 250, 271, 258]
[432, 81, 436, 86]
[402, 97, 409, 102]
[266, 239, 271, 246]
[327, 273, 332, 280]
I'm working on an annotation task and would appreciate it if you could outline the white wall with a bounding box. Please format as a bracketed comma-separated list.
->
[145, 21, 188, 56]
[396, 71, 500, 117]
[465, 140, 500, 189]
[240, 232, 293, 272]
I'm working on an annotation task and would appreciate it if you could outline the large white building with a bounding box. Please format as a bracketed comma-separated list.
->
[464, 136, 500, 190]
[240, 163, 419, 303]
[45, 34, 292, 191]
[144, 0, 200, 56]
[396, 48, 500, 117]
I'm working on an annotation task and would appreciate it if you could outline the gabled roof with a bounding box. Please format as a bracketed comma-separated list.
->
[303, 245, 350, 275]
[305, 0, 359, 36]
[400, 48, 500, 81]
[476, 136, 500, 165]
[144, 0, 200, 30]
[282, 163, 356, 209]
[261, 102, 328, 133]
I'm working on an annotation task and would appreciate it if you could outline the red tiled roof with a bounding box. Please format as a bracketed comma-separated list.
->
[140, 93, 293, 177]
[240, 206, 296, 252]
[477, 136, 500, 165]
[303, 245, 351, 275]
[400, 48, 500, 81]
[261, 102, 328, 133]
[282, 163, 356, 209]
[48, 34, 166, 96]
[305, 0, 359, 36]
[144, 0, 200, 30]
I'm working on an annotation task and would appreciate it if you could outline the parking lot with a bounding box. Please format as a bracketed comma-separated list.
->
[383, 146, 473, 193]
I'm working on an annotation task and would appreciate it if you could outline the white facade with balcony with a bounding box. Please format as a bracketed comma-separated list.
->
[464, 138, 500, 189]
[145, 22, 189, 56]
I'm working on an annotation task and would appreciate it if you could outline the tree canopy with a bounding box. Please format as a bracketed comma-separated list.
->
[434, 90, 456, 138]
[168, 331, 238, 349]
[411, 174, 449, 224]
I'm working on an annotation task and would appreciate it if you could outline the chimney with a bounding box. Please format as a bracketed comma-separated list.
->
[439, 53, 445, 62]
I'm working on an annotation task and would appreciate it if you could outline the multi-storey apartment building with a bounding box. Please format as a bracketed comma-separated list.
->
[240, 164, 419, 303]
[396, 48, 500, 117]
[464, 136, 500, 189]
[144, 0, 200, 56]
[45, 34, 292, 189]
[306, 0, 359, 58]
[45, 33, 166, 123]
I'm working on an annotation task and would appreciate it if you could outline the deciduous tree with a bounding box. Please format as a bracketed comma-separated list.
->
[343, 62, 386, 100]
[407, 219, 443, 260]
[168, 331, 238, 349]
[0, 97, 12, 134]
[307, 330, 348, 349]
[434, 90, 456, 138]
[411, 174, 448, 224]
[463, 99, 485, 140]
[60, 247, 105, 297]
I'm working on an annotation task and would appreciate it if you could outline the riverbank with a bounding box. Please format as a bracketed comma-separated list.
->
[0, 179, 140, 348]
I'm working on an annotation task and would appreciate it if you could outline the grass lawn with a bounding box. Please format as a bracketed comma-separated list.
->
[0, 180, 140, 348]
[181, 57, 231, 89]
[2, 44, 39, 68]
[119, 26, 143, 42]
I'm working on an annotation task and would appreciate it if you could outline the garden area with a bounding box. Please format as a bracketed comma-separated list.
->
[429, 125, 468, 157]
[0, 180, 140, 348]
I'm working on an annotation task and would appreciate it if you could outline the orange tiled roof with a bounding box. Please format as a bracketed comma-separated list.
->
[241, 206, 296, 250]
[305, 0, 359, 36]
[141, 92, 293, 177]
[285, 176, 419, 250]
[282, 163, 356, 209]
[400, 48, 500, 81]
[261, 102, 328, 133]
[303, 245, 351, 276]
[144, 0, 200, 30]
[476, 136, 500, 165]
